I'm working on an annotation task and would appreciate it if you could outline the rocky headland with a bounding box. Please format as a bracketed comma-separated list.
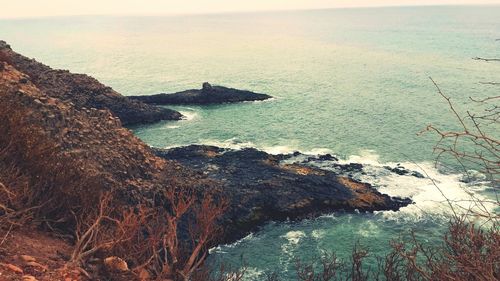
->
[0, 40, 182, 126]
[129, 82, 273, 105]
[0, 41, 412, 280]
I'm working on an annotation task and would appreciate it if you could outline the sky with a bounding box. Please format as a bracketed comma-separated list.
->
[1, 0, 500, 19]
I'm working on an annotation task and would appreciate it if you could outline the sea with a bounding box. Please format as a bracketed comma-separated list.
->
[1, 5, 498, 280]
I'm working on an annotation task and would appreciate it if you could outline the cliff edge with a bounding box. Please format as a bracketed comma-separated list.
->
[0, 41, 182, 125]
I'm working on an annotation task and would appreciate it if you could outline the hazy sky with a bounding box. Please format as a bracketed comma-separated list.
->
[2, 0, 500, 19]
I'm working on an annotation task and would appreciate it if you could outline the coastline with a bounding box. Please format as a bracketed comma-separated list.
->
[0, 41, 411, 238]
[0, 40, 414, 279]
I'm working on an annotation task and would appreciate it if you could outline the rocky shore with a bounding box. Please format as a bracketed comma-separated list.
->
[155, 145, 412, 243]
[129, 82, 273, 105]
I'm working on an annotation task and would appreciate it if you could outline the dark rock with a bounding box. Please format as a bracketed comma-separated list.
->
[319, 154, 338, 161]
[333, 162, 364, 173]
[411, 171, 425, 178]
[202, 82, 213, 91]
[384, 165, 425, 178]
[155, 145, 412, 243]
[129, 83, 273, 105]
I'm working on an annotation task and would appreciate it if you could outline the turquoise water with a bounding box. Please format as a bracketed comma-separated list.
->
[1, 6, 498, 279]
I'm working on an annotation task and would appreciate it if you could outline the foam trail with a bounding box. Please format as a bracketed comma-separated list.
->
[199, 138, 257, 150]
[197, 138, 332, 156]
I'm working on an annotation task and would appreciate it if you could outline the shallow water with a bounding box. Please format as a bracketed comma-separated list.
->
[1, 6, 498, 279]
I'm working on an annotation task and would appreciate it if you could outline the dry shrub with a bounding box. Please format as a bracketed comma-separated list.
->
[257, 220, 498, 281]
[67, 184, 228, 281]
[291, 243, 370, 281]
[0, 99, 102, 228]
[420, 78, 499, 219]
[386, 219, 499, 281]
[133, 185, 228, 281]
[0, 112, 45, 245]
[0, 84, 106, 257]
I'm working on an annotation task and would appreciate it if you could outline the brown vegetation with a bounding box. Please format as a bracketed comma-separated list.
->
[64, 185, 228, 280]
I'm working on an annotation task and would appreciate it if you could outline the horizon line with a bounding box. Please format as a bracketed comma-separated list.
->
[1, 3, 499, 20]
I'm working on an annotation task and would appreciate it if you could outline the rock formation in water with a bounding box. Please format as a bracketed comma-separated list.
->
[129, 82, 273, 105]
[155, 145, 412, 242]
[0, 40, 182, 125]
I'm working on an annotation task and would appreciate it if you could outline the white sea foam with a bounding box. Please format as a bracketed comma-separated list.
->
[196, 138, 332, 156]
[200, 138, 257, 150]
[240, 267, 266, 281]
[261, 145, 296, 155]
[282, 230, 306, 244]
[311, 229, 326, 239]
[209, 233, 257, 254]
[241, 97, 278, 104]
[280, 231, 307, 264]
[339, 150, 496, 221]
[210, 148, 496, 273]
[356, 220, 380, 237]
[165, 125, 180, 129]
[179, 110, 199, 121]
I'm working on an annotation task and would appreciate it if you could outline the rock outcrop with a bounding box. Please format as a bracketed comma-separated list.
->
[0, 40, 182, 125]
[0, 61, 200, 219]
[155, 145, 412, 242]
[129, 82, 272, 105]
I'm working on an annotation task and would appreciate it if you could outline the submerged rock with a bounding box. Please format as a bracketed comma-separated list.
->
[155, 145, 412, 243]
[384, 165, 425, 178]
[129, 82, 273, 105]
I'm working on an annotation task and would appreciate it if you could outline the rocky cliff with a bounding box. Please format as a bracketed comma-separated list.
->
[0, 41, 182, 125]
[0, 61, 203, 223]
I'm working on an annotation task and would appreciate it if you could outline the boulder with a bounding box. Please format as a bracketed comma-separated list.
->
[104, 257, 129, 272]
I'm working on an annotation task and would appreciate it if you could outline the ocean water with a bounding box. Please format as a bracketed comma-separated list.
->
[1, 5, 499, 279]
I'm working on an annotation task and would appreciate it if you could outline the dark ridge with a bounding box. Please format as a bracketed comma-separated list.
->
[129, 82, 273, 105]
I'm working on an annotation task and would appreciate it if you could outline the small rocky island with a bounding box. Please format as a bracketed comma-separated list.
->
[129, 82, 273, 105]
